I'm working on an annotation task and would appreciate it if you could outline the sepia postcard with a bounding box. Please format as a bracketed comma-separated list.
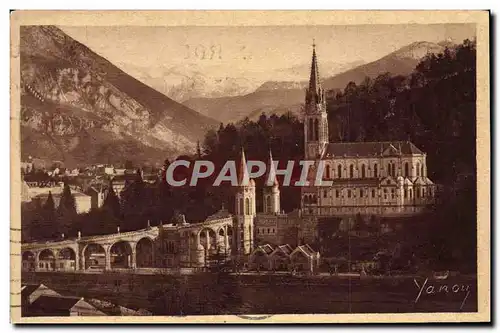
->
[10, 10, 490, 323]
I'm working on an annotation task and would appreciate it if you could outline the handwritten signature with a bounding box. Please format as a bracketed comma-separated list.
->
[414, 278, 471, 310]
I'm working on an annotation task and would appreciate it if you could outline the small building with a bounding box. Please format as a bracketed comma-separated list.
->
[269, 244, 293, 271]
[21, 284, 60, 307]
[28, 295, 106, 317]
[248, 244, 274, 271]
[290, 244, 321, 273]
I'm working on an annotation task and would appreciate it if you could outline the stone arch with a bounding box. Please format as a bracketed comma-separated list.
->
[22, 251, 35, 271]
[199, 228, 217, 251]
[110, 241, 133, 269]
[58, 247, 76, 260]
[38, 249, 56, 271]
[349, 164, 354, 178]
[337, 164, 342, 178]
[361, 164, 366, 178]
[83, 243, 106, 270]
[136, 237, 154, 268]
[22, 251, 35, 261]
[57, 247, 77, 271]
[38, 249, 55, 261]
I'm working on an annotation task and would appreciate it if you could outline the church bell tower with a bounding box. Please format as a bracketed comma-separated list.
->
[304, 41, 329, 160]
[234, 148, 256, 255]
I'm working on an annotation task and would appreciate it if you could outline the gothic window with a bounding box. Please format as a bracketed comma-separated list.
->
[239, 198, 243, 215]
[325, 165, 331, 179]
[421, 164, 424, 177]
[337, 165, 342, 178]
[372, 189, 375, 198]
[416, 162, 420, 177]
[391, 189, 395, 199]
[315, 119, 320, 141]
[347, 190, 352, 198]
[308, 118, 313, 141]
[384, 189, 387, 199]
[374, 164, 378, 178]
[245, 198, 250, 215]
[404, 162, 409, 177]
[361, 164, 366, 178]
[360, 189, 364, 197]
[349, 165, 354, 178]
[267, 228, 270, 234]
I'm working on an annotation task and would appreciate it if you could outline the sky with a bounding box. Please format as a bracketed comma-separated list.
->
[60, 24, 475, 78]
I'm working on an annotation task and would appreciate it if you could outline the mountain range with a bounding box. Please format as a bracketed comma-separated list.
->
[20, 26, 218, 168]
[183, 41, 455, 123]
[118, 60, 364, 103]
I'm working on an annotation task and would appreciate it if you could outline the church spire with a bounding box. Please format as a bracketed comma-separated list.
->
[265, 149, 278, 187]
[308, 39, 321, 96]
[237, 147, 250, 186]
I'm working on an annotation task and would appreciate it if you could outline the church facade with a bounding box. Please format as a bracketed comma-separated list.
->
[300, 44, 437, 217]
[251, 44, 438, 247]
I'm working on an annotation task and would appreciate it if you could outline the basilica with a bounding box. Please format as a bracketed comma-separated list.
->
[247, 44, 437, 248]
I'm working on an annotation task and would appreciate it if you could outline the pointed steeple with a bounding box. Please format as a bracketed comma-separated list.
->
[265, 149, 278, 187]
[308, 39, 320, 95]
[238, 147, 250, 186]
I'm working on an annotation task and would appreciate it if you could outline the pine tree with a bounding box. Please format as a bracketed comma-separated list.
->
[58, 183, 77, 217]
[39, 191, 56, 239]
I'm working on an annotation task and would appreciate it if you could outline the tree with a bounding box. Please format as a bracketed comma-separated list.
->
[103, 184, 121, 220]
[58, 183, 77, 217]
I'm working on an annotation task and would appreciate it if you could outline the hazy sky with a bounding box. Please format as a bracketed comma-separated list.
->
[61, 24, 475, 78]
